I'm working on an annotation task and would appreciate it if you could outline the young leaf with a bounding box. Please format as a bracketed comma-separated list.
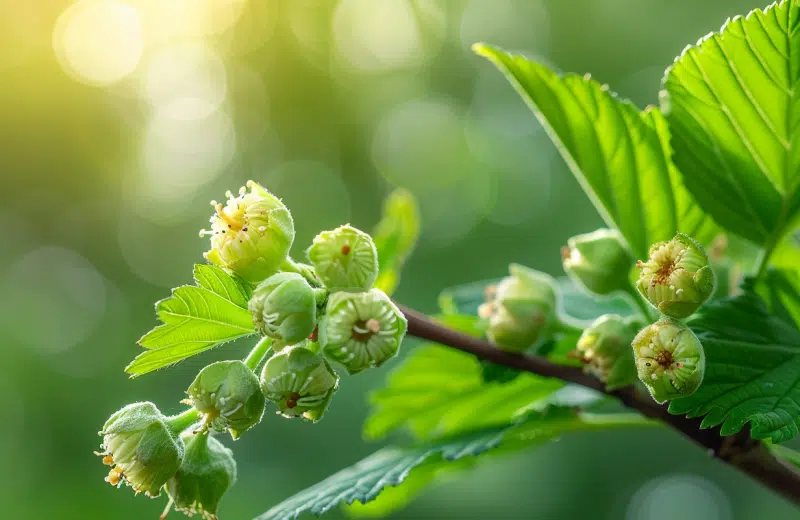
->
[126, 264, 256, 376]
[258, 410, 652, 520]
[474, 44, 718, 259]
[662, 0, 800, 246]
[438, 277, 634, 321]
[669, 290, 800, 442]
[372, 188, 421, 295]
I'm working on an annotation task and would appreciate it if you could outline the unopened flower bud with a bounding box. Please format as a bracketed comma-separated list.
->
[632, 319, 705, 403]
[562, 229, 633, 295]
[248, 272, 318, 345]
[186, 361, 266, 440]
[165, 432, 237, 520]
[482, 264, 557, 352]
[319, 289, 407, 374]
[260, 344, 339, 421]
[636, 233, 716, 318]
[96, 402, 185, 497]
[200, 181, 295, 284]
[307, 225, 379, 291]
[575, 314, 637, 390]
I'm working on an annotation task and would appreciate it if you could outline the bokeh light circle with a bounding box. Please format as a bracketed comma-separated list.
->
[53, 0, 144, 86]
[0, 247, 107, 355]
[333, 0, 444, 72]
[626, 474, 732, 520]
[143, 43, 228, 120]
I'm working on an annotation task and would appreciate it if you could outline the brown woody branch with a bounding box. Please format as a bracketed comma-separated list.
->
[398, 304, 800, 506]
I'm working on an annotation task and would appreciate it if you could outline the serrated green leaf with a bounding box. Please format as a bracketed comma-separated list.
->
[668, 290, 800, 442]
[662, 0, 800, 245]
[126, 264, 256, 376]
[372, 188, 420, 295]
[258, 410, 652, 520]
[438, 276, 633, 321]
[474, 44, 718, 259]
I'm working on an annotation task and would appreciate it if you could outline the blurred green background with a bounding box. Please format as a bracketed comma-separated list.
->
[1, 0, 797, 518]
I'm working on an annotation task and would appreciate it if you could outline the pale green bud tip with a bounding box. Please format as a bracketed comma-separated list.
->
[186, 361, 266, 440]
[260, 344, 339, 421]
[165, 432, 237, 520]
[319, 289, 407, 374]
[632, 319, 705, 404]
[248, 272, 317, 345]
[480, 264, 556, 352]
[575, 314, 637, 390]
[96, 402, 184, 497]
[307, 225, 379, 292]
[200, 181, 295, 284]
[562, 229, 633, 295]
[636, 233, 716, 318]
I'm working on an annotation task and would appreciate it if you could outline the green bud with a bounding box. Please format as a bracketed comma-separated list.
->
[200, 181, 295, 284]
[479, 264, 557, 352]
[307, 225, 379, 291]
[632, 319, 705, 404]
[165, 432, 237, 520]
[260, 344, 339, 421]
[186, 361, 266, 440]
[319, 289, 407, 374]
[575, 314, 637, 390]
[636, 233, 716, 318]
[96, 402, 184, 497]
[562, 229, 634, 295]
[248, 272, 318, 345]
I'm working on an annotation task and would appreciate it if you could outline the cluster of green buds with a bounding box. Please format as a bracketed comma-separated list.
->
[556, 228, 716, 403]
[99, 181, 411, 517]
[478, 264, 558, 352]
[629, 233, 715, 401]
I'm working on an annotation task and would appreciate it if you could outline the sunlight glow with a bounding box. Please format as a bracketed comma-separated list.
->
[53, 0, 144, 86]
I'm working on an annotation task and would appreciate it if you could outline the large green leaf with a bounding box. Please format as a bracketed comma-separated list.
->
[669, 289, 800, 442]
[662, 0, 800, 245]
[438, 276, 633, 321]
[126, 264, 256, 376]
[257, 410, 652, 520]
[372, 188, 420, 295]
[474, 44, 718, 259]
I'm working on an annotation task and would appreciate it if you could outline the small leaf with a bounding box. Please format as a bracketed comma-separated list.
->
[474, 43, 718, 259]
[258, 410, 652, 520]
[662, 0, 800, 245]
[668, 289, 800, 442]
[438, 276, 633, 321]
[372, 188, 420, 295]
[126, 265, 256, 376]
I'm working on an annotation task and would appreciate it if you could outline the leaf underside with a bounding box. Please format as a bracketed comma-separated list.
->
[475, 43, 718, 259]
[663, 0, 800, 245]
[126, 264, 256, 376]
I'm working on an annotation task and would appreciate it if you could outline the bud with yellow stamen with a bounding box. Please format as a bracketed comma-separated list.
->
[200, 181, 294, 284]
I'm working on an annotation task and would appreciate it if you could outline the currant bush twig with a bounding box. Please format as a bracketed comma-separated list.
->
[397, 303, 800, 505]
[244, 337, 274, 371]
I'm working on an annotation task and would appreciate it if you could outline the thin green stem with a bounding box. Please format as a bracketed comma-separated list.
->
[753, 241, 776, 283]
[624, 285, 656, 322]
[166, 408, 200, 435]
[281, 257, 322, 288]
[244, 336, 273, 371]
